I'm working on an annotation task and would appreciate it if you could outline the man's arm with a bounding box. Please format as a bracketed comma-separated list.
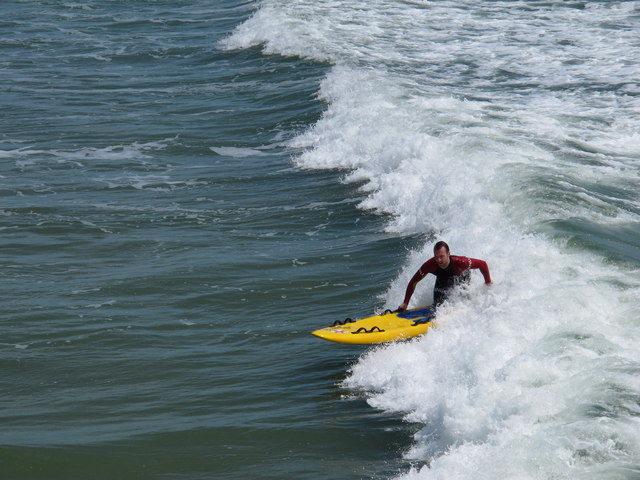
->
[469, 258, 492, 284]
[398, 259, 437, 310]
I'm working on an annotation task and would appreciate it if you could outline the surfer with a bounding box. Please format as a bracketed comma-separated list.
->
[398, 241, 492, 311]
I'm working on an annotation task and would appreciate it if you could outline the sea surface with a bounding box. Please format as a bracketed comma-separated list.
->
[1, 1, 639, 479]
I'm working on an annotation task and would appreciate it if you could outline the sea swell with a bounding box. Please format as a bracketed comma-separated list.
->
[221, 1, 640, 478]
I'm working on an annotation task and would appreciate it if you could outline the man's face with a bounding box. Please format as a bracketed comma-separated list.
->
[434, 246, 451, 270]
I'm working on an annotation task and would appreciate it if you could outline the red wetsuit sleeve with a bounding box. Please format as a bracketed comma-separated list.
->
[453, 256, 492, 284]
[402, 258, 438, 305]
[472, 258, 492, 283]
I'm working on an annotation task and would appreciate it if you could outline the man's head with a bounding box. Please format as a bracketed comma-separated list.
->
[433, 241, 451, 269]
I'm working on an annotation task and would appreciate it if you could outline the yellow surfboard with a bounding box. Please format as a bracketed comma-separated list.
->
[311, 306, 436, 344]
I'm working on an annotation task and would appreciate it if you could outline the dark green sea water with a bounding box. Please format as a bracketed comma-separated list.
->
[1, 2, 420, 478]
[2, 1, 639, 479]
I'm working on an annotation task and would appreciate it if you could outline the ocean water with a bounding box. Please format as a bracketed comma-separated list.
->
[1, 0, 639, 479]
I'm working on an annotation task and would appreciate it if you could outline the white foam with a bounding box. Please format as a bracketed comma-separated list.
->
[210, 146, 267, 158]
[4, 139, 174, 165]
[228, 1, 640, 477]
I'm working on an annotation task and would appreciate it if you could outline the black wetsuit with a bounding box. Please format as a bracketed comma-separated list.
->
[433, 263, 471, 305]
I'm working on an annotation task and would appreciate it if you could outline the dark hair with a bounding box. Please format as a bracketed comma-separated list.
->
[433, 241, 450, 253]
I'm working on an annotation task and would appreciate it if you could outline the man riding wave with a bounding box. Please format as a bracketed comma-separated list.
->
[398, 241, 492, 311]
